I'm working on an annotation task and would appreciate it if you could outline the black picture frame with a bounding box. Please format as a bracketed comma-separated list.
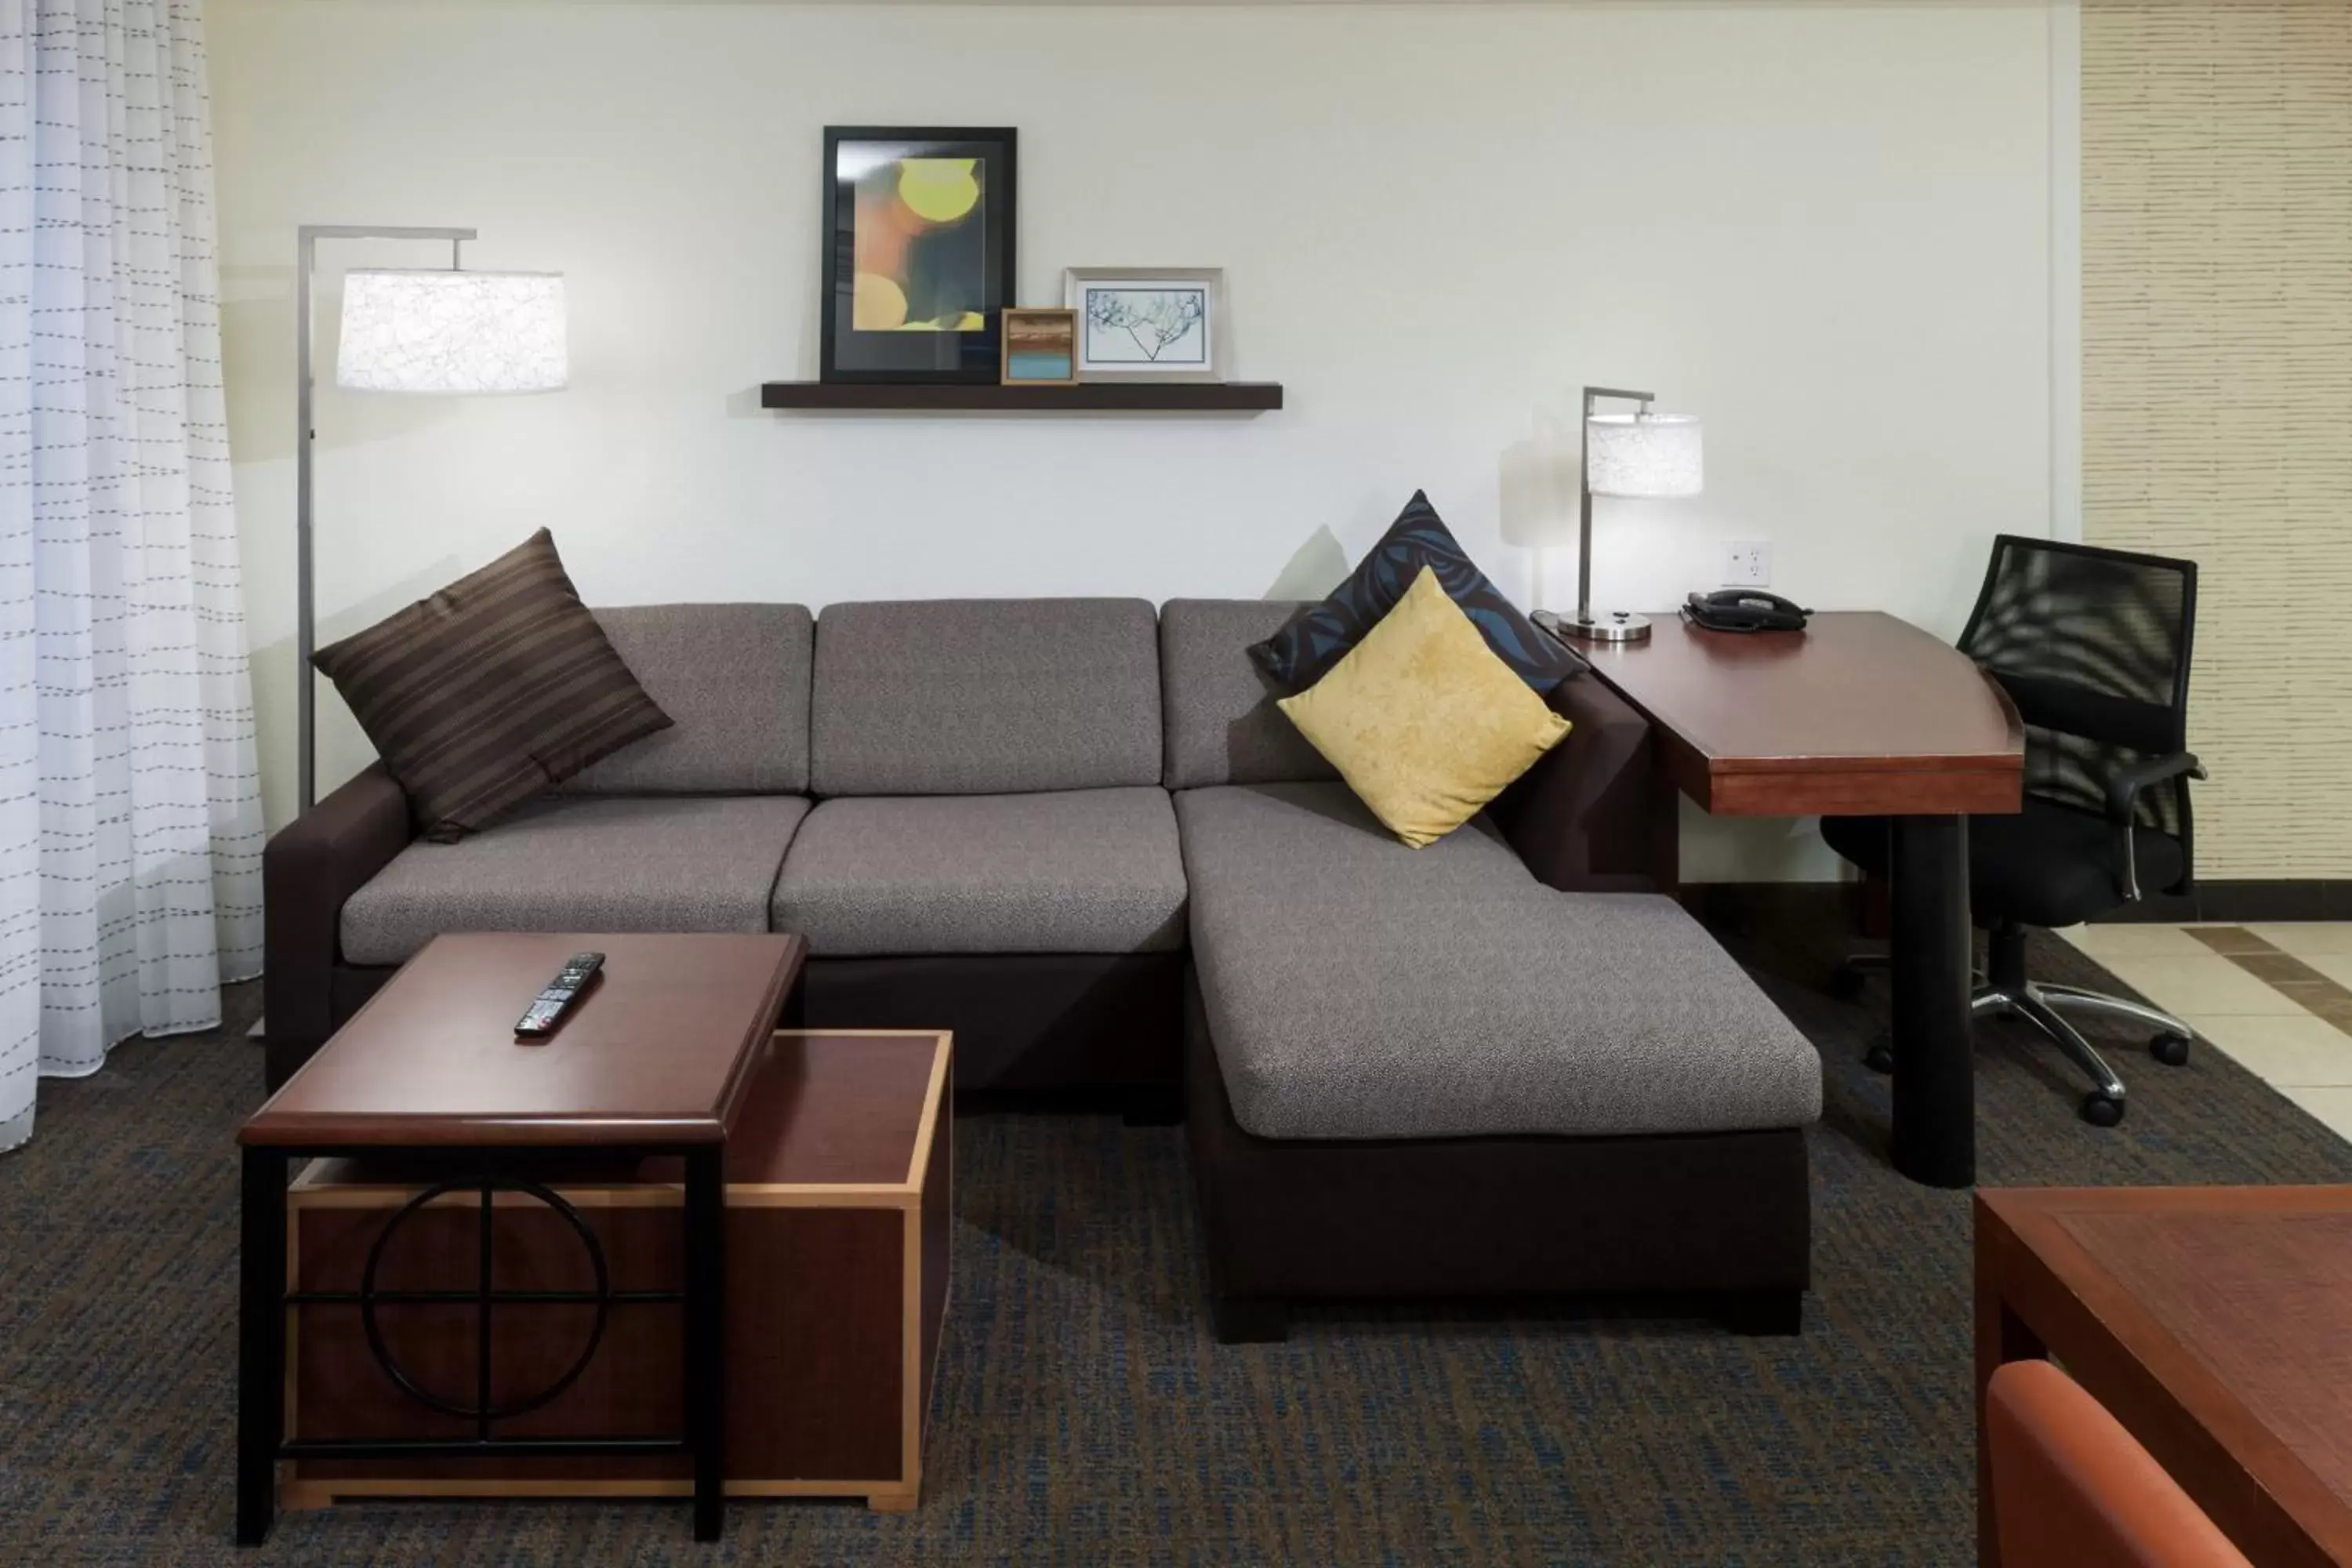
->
[819, 125, 1018, 385]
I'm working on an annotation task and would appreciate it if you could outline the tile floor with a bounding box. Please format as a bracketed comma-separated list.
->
[2060, 921, 2352, 1142]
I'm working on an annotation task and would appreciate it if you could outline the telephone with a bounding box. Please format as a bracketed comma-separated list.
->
[1682, 589, 1813, 633]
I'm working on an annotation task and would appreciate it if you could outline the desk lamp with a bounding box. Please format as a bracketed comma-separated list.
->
[1559, 386, 1703, 644]
[296, 226, 567, 810]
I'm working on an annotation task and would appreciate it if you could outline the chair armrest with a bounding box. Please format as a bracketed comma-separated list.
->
[1489, 675, 1667, 893]
[263, 763, 414, 1051]
[2103, 751, 2204, 901]
[2105, 751, 2203, 825]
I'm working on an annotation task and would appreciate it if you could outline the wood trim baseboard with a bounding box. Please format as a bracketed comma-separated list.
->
[2089, 880, 2352, 924]
[284, 1476, 916, 1506]
[1675, 878, 2352, 928]
[289, 1174, 924, 1210]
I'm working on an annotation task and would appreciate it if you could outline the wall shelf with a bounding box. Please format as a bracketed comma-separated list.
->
[759, 380, 1283, 413]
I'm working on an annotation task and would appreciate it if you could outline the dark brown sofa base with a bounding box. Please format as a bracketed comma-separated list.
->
[1182, 976, 1812, 1344]
[267, 963, 395, 1091]
[802, 951, 1181, 1098]
[263, 764, 411, 1092]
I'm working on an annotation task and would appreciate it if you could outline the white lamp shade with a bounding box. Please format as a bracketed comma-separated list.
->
[1587, 413, 1703, 499]
[336, 269, 568, 394]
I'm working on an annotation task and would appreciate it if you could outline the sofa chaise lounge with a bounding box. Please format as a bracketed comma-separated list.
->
[265, 597, 1823, 1339]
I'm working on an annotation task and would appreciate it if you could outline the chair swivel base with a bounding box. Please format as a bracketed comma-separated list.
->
[1836, 953, 2195, 1127]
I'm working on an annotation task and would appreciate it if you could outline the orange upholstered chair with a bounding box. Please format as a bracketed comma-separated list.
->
[1986, 1360, 2251, 1568]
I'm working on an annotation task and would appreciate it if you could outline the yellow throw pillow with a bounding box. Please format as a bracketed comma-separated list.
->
[1277, 565, 1572, 848]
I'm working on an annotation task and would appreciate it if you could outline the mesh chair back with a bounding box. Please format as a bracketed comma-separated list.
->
[1958, 535, 2197, 837]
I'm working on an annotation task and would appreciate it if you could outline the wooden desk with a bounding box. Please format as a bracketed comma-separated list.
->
[1976, 1186, 2352, 1568]
[1578, 612, 2024, 1187]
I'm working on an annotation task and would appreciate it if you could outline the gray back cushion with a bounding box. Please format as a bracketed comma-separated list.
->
[1158, 599, 1341, 789]
[559, 604, 813, 795]
[811, 598, 1162, 795]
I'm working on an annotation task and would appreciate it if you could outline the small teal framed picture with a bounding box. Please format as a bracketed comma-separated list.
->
[1000, 307, 1078, 386]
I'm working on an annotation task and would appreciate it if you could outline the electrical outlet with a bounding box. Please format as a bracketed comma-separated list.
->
[1723, 542, 1772, 587]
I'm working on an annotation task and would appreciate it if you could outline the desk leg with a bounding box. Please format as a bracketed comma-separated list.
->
[235, 1147, 288, 1546]
[1890, 814, 1974, 1188]
[684, 1145, 726, 1542]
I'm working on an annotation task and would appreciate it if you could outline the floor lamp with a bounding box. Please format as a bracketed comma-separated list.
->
[296, 225, 568, 811]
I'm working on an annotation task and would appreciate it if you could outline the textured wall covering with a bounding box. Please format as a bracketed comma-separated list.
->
[2083, 0, 2352, 877]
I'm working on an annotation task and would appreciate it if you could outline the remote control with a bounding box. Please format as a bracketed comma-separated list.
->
[514, 951, 604, 1040]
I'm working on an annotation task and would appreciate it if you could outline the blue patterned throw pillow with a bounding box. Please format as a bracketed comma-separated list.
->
[1248, 492, 1581, 693]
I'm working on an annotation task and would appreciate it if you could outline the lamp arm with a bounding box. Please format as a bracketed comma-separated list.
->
[295, 223, 477, 815]
[1574, 385, 1658, 630]
[1577, 398, 1592, 626]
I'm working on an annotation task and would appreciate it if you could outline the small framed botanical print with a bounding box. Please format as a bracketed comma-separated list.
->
[1000, 307, 1077, 385]
[820, 125, 1017, 384]
[1062, 267, 1224, 383]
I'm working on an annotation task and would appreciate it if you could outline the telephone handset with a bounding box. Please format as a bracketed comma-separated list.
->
[1682, 590, 1813, 633]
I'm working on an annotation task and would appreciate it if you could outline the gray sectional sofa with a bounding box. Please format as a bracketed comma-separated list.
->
[265, 596, 1822, 1339]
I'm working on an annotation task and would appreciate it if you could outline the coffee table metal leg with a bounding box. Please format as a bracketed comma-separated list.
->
[684, 1144, 726, 1541]
[236, 1146, 289, 1545]
[1890, 814, 1975, 1188]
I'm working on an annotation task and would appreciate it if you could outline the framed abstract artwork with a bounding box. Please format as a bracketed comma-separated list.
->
[820, 126, 1017, 383]
[1062, 267, 1225, 383]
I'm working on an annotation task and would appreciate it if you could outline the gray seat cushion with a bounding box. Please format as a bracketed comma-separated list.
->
[1158, 599, 1340, 790]
[810, 598, 1161, 795]
[342, 795, 810, 966]
[773, 788, 1186, 956]
[1175, 783, 1823, 1141]
[561, 604, 813, 795]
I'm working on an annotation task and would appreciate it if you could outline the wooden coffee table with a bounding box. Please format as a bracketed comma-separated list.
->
[1976, 1185, 2352, 1568]
[279, 1029, 953, 1514]
[236, 932, 805, 1547]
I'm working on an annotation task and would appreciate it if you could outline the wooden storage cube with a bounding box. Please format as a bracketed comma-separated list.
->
[284, 1030, 951, 1513]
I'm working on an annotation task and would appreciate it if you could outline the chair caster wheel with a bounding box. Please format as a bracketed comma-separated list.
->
[1862, 1036, 1894, 1075]
[2080, 1093, 2125, 1128]
[2150, 1031, 2192, 1067]
[1831, 963, 1870, 1000]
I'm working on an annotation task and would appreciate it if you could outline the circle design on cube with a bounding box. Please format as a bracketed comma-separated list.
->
[357, 1175, 614, 1422]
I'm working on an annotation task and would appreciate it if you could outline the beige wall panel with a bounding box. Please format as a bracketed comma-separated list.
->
[2083, 0, 2352, 877]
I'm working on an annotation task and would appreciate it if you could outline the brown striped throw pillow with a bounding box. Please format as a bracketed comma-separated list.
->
[312, 529, 671, 840]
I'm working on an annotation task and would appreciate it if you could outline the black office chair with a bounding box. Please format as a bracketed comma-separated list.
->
[1823, 535, 2205, 1127]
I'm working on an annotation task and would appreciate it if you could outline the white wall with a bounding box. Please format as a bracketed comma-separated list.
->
[210, 0, 2056, 874]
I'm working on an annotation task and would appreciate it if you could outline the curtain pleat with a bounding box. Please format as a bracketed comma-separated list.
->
[0, 0, 263, 1152]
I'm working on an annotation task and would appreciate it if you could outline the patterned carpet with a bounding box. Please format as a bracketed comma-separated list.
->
[5, 919, 2350, 1567]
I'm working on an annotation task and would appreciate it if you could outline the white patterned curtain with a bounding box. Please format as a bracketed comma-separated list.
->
[0, 0, 264, 1151]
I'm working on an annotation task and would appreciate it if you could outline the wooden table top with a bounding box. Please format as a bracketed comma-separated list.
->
[1576, 611, 2024, 817]
[292, 1030, 953, 1201]
[243, 933, 807, 1149]
[1978, 1185, 2352, 1565]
